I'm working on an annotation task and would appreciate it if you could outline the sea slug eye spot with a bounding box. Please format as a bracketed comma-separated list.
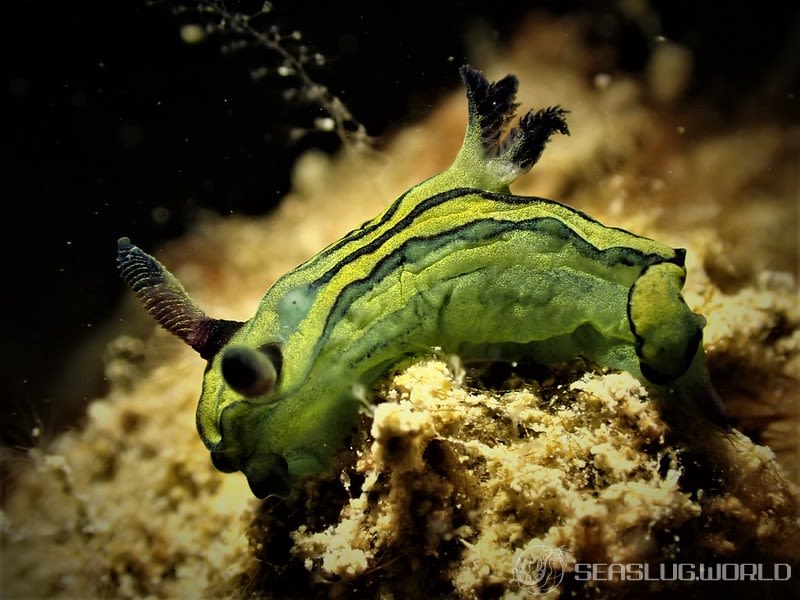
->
[221, 345, 280, 398]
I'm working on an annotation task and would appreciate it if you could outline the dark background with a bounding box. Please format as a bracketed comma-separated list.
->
[4, 1, 798, 446]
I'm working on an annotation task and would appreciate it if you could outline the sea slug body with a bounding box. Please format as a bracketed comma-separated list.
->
[117, 65, 722, 498]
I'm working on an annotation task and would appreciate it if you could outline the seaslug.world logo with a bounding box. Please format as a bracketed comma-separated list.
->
[512, 543, 793, 595]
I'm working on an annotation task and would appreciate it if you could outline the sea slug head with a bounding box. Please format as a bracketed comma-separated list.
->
[116, 238, 322, 497]
[198, 339, 360, 498]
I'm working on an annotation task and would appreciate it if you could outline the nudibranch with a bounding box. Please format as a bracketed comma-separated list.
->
[117, 65, 723, 498]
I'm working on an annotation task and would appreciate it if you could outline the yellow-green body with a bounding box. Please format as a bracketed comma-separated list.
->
[118, 65, 719, 498]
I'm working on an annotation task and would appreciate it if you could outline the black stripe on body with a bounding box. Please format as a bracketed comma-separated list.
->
[313, 215, 675, 363]
[301, 188, 681, 295]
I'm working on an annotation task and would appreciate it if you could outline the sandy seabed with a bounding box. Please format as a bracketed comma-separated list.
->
[3, 13, 799, 600]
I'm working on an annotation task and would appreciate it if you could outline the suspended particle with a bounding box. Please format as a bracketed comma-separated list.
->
[314, 117, 336, 132]
[152, 206, 170, 225]
[593, 73, 612, 89]
[180, 24, 206, 44]
[250, 67, 269, 80]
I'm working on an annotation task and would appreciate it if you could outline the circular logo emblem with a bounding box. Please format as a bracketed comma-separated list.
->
[513, 544, 572, 595]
